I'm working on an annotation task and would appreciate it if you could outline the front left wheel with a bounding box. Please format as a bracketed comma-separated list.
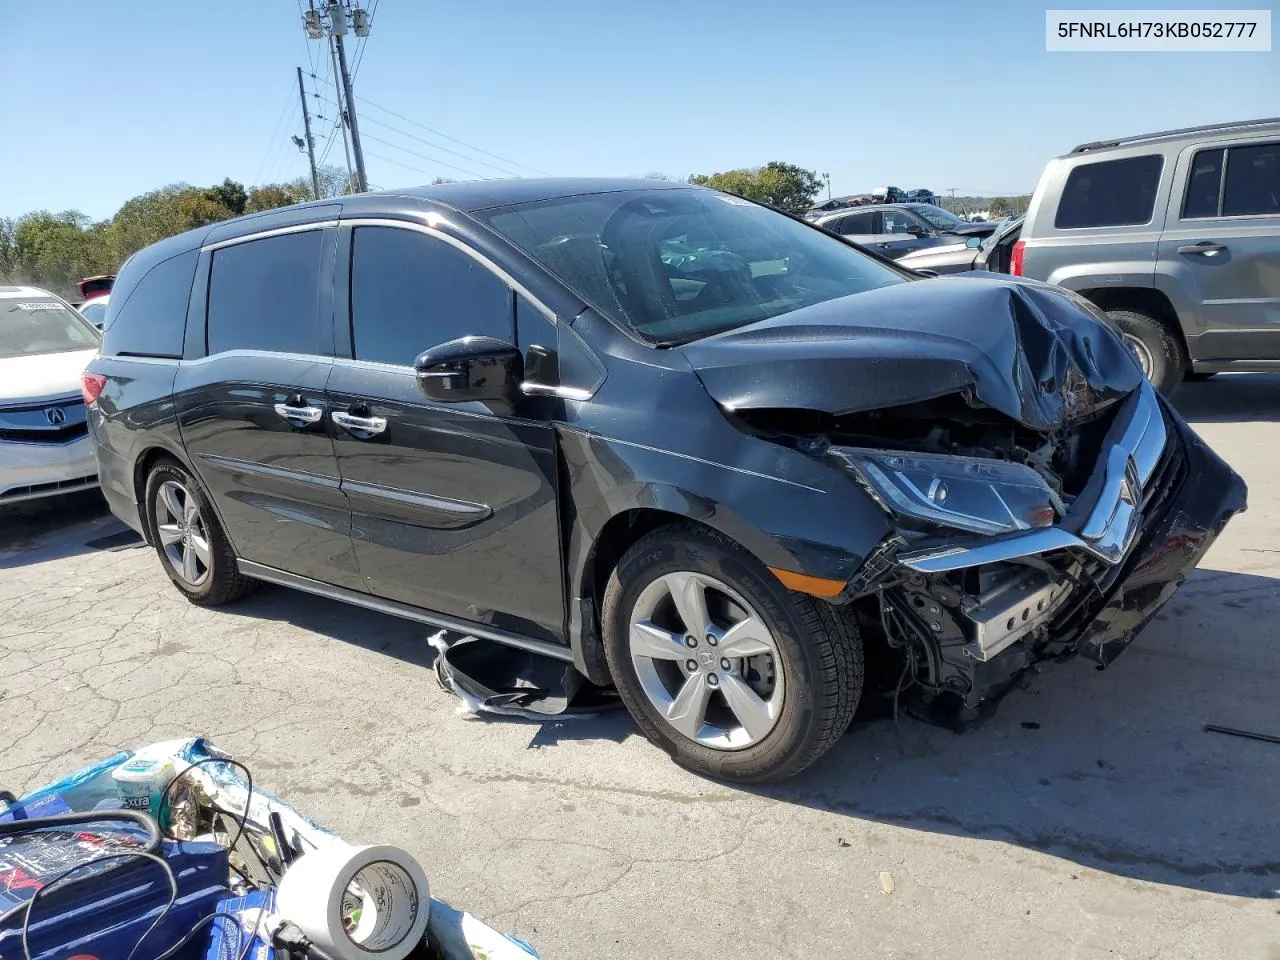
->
[144, 460, 254, 606]
[601, 524, 863, 784]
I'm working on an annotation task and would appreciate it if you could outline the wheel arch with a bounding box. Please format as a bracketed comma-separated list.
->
[1077, 286, 1191, 372]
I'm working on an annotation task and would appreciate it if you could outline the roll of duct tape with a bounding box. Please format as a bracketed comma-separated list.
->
[275, 842, 430, 960]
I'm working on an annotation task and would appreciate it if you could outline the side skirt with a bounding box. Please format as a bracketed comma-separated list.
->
[237, 559, 575, 664]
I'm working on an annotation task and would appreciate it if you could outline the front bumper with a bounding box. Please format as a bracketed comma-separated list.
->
[865, 383, 1245, 707]
[0, 435, 99, 505]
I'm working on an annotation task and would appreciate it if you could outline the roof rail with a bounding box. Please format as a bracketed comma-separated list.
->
[1070, 117, 1280, 154]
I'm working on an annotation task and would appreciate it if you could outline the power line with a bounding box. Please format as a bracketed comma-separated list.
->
[252, 85, 297, 185]
[355, 94, 552, 176]
[350, 0, 378, 81]
[264, 99, 303, 184]
[312, 93, 524, 177]
[364, 150, 439, 181]
[358, 130, 491, 179]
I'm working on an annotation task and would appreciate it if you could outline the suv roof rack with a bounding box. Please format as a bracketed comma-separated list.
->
[1070, 117, 1280, 154]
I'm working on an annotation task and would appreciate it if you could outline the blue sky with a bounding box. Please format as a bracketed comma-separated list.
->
[2, 1, 1276, 220]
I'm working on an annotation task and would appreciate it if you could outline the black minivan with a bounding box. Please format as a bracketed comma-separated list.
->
[85, 179, 1245, 783]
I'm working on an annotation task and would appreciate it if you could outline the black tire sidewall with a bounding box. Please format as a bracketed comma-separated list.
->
[602, 529, 837, 783]
[1105, 308, 1185, 396]
[144, 461, 226, 603]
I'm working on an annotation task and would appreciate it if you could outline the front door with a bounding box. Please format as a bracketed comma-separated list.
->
[1158, 140, 1280, 360]
[174, 224, 363, 591]
[327, 222, 565, 644]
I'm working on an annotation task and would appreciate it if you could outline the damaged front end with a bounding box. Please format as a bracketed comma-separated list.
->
[691, 278, 1247, 720]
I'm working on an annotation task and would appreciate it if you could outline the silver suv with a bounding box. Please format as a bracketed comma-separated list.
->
[1013, 117, 1280, 394]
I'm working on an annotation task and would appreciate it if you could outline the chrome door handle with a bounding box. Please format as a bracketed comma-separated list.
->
[273, 403, 323, 424]
[331, 411, 387, 435]
[1177, 242, 1227, 257]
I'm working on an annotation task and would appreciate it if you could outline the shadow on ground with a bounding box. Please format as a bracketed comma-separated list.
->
[231, 564, 1280, 898]
[765, 566, 1280, 899]
[1175, 372, 1280, 423]
[0, 491, 140, 569]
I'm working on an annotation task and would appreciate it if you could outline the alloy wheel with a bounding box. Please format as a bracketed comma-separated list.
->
[1121, 332, 1155, 380]
[628, 571, 785, 750]
[154, 480, 211, 587]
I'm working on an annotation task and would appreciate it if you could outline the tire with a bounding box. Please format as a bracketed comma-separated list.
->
[601, 524, 863, 784]
[1105, 308, 1186, 396]
[144, 460, 254, 606]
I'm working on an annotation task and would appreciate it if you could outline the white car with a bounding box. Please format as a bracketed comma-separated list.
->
[78, 294, 109, 329]
[0, 286, 102, 504]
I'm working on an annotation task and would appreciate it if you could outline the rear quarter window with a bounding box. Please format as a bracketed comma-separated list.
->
[101, 250, 198, 358]
[1054, 154, 1164, 229]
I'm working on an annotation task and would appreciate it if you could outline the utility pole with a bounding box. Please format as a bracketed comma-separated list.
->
[296, 67, 321, 200]
[948, 187, 958, 215]
[327, 33, 356, 191]
[823, 172, 831, 200]
[303, 1, 371, 193]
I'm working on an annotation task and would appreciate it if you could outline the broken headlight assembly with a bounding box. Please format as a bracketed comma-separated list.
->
[830, 446, 1064, 536]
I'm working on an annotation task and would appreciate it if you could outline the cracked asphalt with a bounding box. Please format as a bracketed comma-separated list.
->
[3, 376, 1280, 959]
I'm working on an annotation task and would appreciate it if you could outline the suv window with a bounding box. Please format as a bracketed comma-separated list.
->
[1223, 142, 1280, 217]
[207, 231, 324, 356]
[881, 210, 918, 235]
[102, 250, 198, 357]
[832, 211, 875, 235]
[1054, 155, 1164, 229]
[1182, 148, 1224, 219]
[350, 226, 513, 366]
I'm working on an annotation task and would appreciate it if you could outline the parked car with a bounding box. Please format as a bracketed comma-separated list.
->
[898, 216, 1024, 275]
[78, 294, 110, 329]
[85, 180, 1246, 783]
[0, 286, 102, 504]
[812, 202, 997, 258]
[1013, 117, 1280, 393]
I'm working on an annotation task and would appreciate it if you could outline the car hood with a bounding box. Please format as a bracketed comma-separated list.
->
[680, 276, 1142, 432]
[0, 349, 97, 404]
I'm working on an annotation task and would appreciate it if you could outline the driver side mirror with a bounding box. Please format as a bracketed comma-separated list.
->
[415, 336, 524, 407]
[965, 235, 983, 248]
[907, 225, 931, 237]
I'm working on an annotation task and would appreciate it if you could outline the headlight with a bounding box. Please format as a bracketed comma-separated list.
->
[830, 446, 1061, 536]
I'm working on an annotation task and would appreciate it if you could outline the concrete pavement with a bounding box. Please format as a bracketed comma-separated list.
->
[2, 376, 1279, 959]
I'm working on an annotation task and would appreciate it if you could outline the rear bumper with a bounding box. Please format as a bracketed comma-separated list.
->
[0, 436, 99, 505]
[91, 432, 147, 537]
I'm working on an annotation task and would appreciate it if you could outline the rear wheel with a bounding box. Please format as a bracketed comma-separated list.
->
[144, 461, 254, 606]
[1105, 308, 1186, 396]
[602, 524, 862, 784]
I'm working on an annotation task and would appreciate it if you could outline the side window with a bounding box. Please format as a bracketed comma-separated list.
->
[1222, 142, 1280, 217]
[350, 226, 513, 366]
[207, 231, 324, 356]
[101, 249, 198, 358]
[1054, 154, 1164, 229]
[836, 211, 875, 235]
[881, 210, 916, 234]
[516, 296, 558, 386]
[1182, 148, 1224, 219]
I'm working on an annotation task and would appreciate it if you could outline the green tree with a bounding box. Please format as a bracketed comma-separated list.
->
[245, 181, 313, 213]
[987, 196, 1012, 218]
[688, 161, 822, 214]
[106, 185, 235, 264]
[204, 178, 248, 217]
[3, 211, 108, 298]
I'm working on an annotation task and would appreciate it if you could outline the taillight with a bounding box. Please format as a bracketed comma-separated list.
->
[1010, 240, 1026, 276]
[82, 372, 107, 406]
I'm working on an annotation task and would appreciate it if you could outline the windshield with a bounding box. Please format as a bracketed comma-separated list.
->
[0, 297, 101, 359]
[479, 188, 905, 346]
[909, 204, 968, 231]
[79, 299, 108, 328]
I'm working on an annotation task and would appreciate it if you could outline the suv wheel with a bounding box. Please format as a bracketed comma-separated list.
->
[601, 524, 863, 784]
[1105, 308, 1186, 396]
[144, 461, 254, 606]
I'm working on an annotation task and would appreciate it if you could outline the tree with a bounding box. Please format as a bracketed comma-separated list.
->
[688, 161, 822, 214]
[106, 185, 235, 265]
[204, 178, 248, 217]
[245, 181, 313, 213]
[987, 196, 1012, 218]
[2, 211, 109, 298]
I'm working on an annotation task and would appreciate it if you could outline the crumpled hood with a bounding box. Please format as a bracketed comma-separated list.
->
[680, 275, 1142, 431]
[0, 349, 97, 404]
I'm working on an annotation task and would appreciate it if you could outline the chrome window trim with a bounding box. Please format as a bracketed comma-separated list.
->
[201, 220, 339, 253]
[900, 383, 1170, 573]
